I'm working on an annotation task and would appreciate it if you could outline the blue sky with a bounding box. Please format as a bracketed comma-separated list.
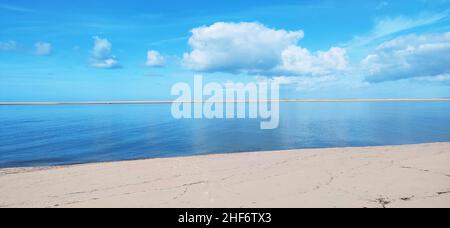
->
[1, 0, 450, 101]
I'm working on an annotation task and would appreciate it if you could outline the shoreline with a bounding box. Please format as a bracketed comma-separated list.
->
[1, 142, 450, 208]
[2, 142, 450, 171]
[1, 98, 450, 106]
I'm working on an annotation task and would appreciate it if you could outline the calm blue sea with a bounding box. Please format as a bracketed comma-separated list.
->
[1, 102, 450, 168]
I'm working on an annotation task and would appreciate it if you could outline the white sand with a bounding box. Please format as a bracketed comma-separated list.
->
[1, 143, 449, 208]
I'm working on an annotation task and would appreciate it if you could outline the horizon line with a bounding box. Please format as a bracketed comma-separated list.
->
[1, 98, 450, 106]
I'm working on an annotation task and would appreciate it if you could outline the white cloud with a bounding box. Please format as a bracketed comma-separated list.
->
[362, 32, 450, 82]
[90, 36, 121, 69]
[34, 42, 52, 56]
[347, 11, 450, 48]
[415, 74, 450, 83]
[276, 46, 348, 76]
[183, 22, 304, 73]
[182, 22, 348, 80]
[0, 40, 17, 51]
[146, 50, 165, 67]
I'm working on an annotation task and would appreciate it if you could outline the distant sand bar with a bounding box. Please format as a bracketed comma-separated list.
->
[1, 98, 450, 106]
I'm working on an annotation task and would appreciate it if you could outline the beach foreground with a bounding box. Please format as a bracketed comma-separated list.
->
[1, 143, 450, 208]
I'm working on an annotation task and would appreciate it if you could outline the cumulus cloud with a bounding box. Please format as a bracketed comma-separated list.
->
[146, 50, 165, 67]
[183, 22, 304, 73]
[0, 40, 17, 51]
[182, 22, 348, 79]
[362, 32, 450, 82]
[276, 46, 348, 76]
[34, 42, 52, 56]
[90, 36, 121, 69]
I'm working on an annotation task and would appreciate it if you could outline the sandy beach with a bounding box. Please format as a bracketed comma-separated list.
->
[1, 143, 449, 208]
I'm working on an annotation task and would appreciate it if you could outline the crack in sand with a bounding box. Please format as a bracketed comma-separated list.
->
[376, 190, 450, 208]
[157, 181, 208, 191]
[437, 190, 450, 195]
[401, 166, 430, 172]
[64, 180, 207, 205]
[400, 166, 450, 179]
[400, 196, 415, 201]
[65, 179, 213, 206]
[173, 188, 189, 200]
[402, 190, 450, 203]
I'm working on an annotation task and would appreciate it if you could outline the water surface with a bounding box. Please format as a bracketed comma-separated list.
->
[1, 102, 450, 168]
